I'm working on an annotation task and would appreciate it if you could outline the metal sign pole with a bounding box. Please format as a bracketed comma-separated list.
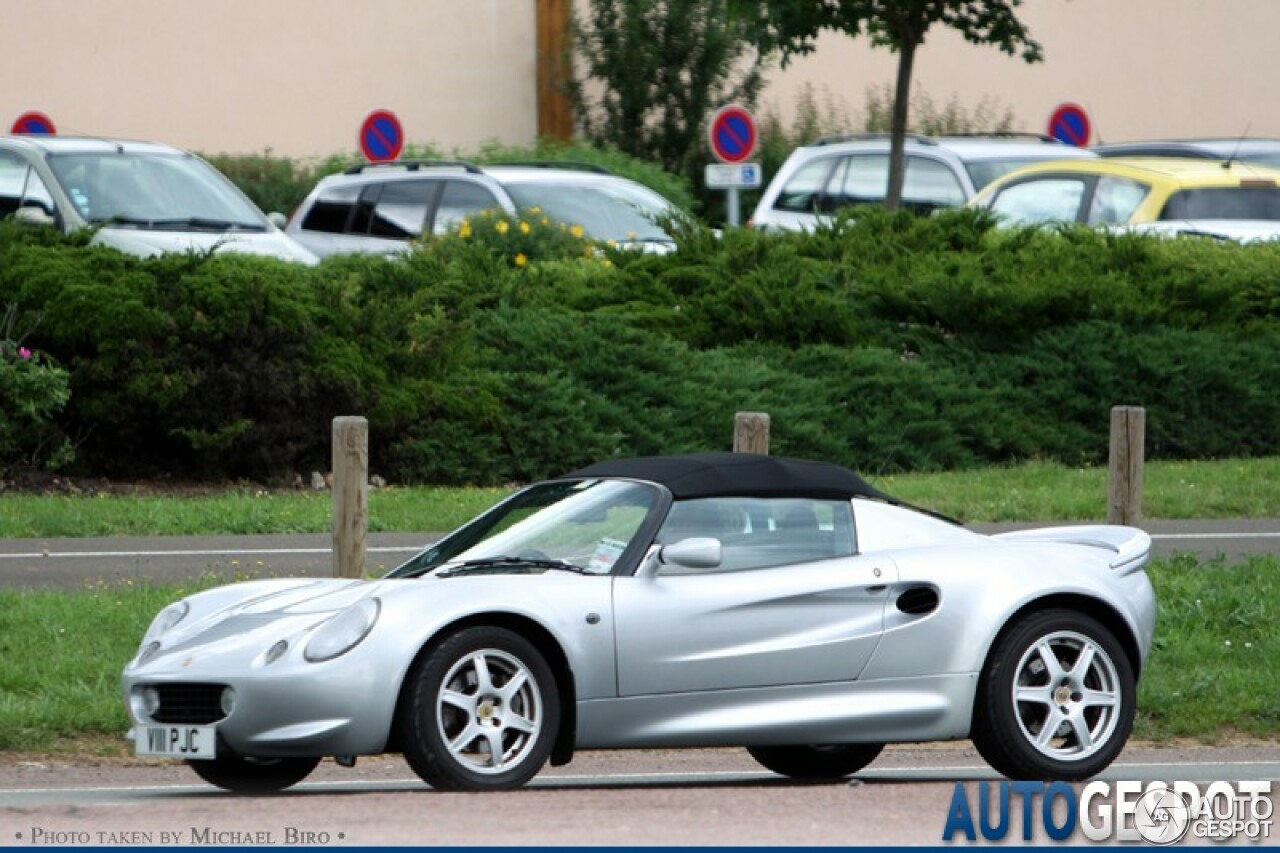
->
[726, 187, 740, 227]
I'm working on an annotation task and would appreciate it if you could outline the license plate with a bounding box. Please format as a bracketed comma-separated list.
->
[135, 725, 217, 759]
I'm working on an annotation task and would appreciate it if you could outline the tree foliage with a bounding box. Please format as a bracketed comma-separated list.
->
[733, 0, 1043, 210]
[569, 0, 768, 185]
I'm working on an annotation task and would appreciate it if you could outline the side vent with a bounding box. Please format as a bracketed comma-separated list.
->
[896, 586, 939, 616]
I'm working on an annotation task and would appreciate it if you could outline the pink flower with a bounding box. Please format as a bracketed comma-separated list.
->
[17, 347, 32, 360]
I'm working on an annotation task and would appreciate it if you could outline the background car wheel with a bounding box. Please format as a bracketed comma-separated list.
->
[973, 608, 1135, 781]
[747, 743, 884, 779]
[401, 626, 559, 791]
[186, 754, 319, 793]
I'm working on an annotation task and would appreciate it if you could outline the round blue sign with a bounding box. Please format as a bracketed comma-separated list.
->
[359, 109, 404, 163]
[708, 105, 757, 164]
[11, 111, 56, 135]
[1047, 103, 1091, 147]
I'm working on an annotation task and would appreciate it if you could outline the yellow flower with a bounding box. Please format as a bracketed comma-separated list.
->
[459, 221, 472, 239]
[514, 253, 528, 267]
[529, 206, 542, 215]
[495, 220, 509, 235]
[541, 216, 550, 226]
[570, 224, 585, 238]
[519, 221, 531, 235]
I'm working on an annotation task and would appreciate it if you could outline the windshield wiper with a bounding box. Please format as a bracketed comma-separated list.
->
[98, 216, 263, 232]
[438, 555, 586, 576]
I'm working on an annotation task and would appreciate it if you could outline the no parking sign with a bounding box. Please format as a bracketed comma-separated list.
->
[11, 111, 56, 135]
[359, 109, 404, 162]
[1047, 103, 1091, 147]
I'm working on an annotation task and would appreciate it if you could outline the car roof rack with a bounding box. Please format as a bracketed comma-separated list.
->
[941, 131, 1063, 143]
[486, 160, 614, 175]
[811, 132, 937, 147]
[342, 159, 485, 175]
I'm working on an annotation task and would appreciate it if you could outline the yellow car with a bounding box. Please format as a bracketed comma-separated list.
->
[967, 157, 1280, 226]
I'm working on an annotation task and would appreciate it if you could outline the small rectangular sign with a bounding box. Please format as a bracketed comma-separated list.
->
[705, 163, 762, 189]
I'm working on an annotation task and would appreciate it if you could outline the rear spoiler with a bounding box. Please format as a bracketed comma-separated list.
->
[993, 525, 1152, 574]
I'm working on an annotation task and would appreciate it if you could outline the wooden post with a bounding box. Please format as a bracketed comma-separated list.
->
[332, 416, 368, 578]
[1107, 406, 1145, 525]
[536, 0, 574, 140]
[733, 412, 770, 455]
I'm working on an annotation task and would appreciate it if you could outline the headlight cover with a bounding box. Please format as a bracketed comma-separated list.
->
[138, 601, 190, 652]
[304, 598, 380, 662]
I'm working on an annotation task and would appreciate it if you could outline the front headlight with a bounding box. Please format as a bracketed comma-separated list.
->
[138, 601, 190, 653]
[304, 598, 380, 662]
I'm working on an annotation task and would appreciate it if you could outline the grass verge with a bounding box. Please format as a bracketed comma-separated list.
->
[2, 457, 1279, 539]
[0, 555, 1274, 753]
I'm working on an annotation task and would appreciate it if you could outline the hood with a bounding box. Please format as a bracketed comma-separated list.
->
[91, 227, 319, 264]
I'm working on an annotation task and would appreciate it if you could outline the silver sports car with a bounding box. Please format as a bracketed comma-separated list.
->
[122, 453, 1156, 792]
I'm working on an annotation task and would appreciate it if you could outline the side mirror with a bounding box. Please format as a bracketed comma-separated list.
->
[14, 206, 55, 228]
[267, 211, 288, 229]
[659, 537, 722, 570]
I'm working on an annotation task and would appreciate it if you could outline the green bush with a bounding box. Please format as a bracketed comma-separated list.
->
[5, 210, 1280, 485]
[0, 304, 71, 474]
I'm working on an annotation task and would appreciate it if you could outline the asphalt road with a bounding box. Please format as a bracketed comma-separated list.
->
[1, 519, 1277, 590]
[1, 745, 1277, 846]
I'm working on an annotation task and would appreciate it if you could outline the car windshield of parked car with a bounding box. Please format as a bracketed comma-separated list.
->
[387, 479, 660, 577]
[1159, 186, 1280, 220]
[47, 151, 267, 229]
[502, 180, 674, 243]
[965, 158, 1078, 191]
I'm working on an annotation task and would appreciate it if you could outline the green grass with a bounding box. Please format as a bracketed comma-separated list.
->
[0, 555, 1274, 751]
[2, 457, 1278, 539]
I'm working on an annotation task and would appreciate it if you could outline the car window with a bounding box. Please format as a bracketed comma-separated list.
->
[1087, 176, 1150, 225]
[1159, 186, 1280, 220]
[300, 183, 359, 234]
[432, 180, 501, 233]
[988, 177, 1088, 224]
[801, 154, 964, 214]
[773, 157, 838, 212]
[369, 180, 436, 238]
[47, 152, 264, 227]
[502, 179, 674, 243]
[0, 151, 55, 218]
[656, 497, 855, 573]
[965, 157, 1076, 191]
[902, 157, 966, 208]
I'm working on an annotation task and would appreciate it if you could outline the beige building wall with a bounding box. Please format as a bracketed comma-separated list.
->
[1, 0, 537, 159]
[3, 0, 1276, 159]
[761, 0, 1280, 144]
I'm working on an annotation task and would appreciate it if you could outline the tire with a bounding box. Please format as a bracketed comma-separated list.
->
[400, 626, 560, 791]
[186, 754, 320, 793]
[747, 743, 884, 779]
[972, 608, 1136, 781]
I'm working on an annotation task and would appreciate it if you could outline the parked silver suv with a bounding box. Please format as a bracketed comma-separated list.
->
[286, 160, 679, 257]
[0, 135, 316, 263]
[750, 133, 1097, 231]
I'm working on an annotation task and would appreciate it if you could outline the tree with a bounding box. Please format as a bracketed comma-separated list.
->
[569, 0, 768, 187]
[734, 1, 1042, 211]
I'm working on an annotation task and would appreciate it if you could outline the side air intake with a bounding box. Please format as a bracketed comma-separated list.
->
[896, 586, 939, 615]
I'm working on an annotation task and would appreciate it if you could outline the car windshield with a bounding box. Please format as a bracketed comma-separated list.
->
[47, 151, 267, 229]
[387, 479, 660, 577]
[1159, 186, 1280, 220]
[965, 158, 1074, 191]
[502, 180, 674, 243]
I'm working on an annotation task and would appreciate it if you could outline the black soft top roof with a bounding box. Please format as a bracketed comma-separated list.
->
[565, 452, 899, 502]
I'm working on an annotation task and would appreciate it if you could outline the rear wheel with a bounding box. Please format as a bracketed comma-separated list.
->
[400, 626, 559, 791]
[187, 754, 320, 793]
[973, 609, 1135, 781]
[747, 743, 884, 779]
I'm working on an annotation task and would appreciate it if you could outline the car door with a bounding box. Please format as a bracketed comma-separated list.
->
[985, 174, 1095, 224]
[612, 497, 895, 696]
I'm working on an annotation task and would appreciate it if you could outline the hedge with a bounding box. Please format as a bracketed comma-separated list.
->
[2, 209, 1278, 484]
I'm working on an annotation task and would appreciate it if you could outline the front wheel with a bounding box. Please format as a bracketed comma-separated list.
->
[747, 743, 884, 779]
[187, 754, 320, 793]
[400, 626, 560, 791]
[973, 609, 1136, 781]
